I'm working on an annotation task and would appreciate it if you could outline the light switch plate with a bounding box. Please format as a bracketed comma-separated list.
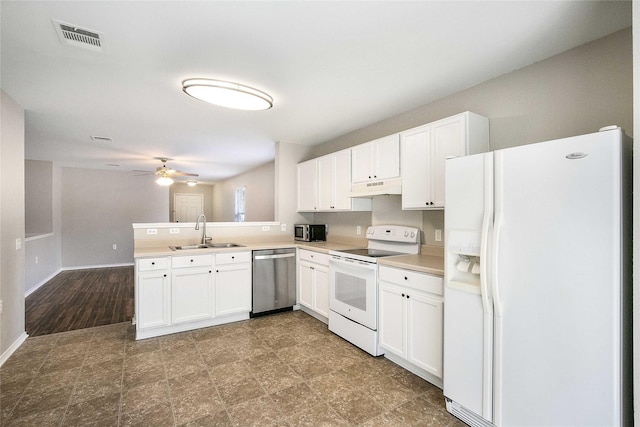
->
[435, 229, 442, 242]
[15, 238, 21, 250]
[281, 224, 286, 232]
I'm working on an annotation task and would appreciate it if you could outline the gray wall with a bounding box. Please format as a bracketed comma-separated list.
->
[311, 27, 632, 247]
[25, 160, 52, 236]
[61, 168, 168, 268]
[211, 161, 275, 222]
[25, 163, 62, 296]
[1, 90, 26, 356]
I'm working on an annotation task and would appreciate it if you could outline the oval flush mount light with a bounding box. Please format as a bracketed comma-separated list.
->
[182, 78, 273, 111]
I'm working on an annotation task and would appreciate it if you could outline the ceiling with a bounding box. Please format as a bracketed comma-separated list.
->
[0, 1, 631, 183]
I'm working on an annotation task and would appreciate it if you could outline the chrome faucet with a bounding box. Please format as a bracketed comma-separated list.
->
[194, 213, 210, 245]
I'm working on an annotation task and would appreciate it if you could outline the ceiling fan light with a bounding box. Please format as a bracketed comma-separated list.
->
[186, 180, 197, 187]
[182, 78, 273, 111]
[156, 176, 174, 186]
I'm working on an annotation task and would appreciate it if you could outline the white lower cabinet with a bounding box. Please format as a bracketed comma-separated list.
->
[298, 249, 330, 321]
[171, 254, 214, 324]
[136, 257, 170, 329]
[379, 265, 444, 385]
[215, 252, 252, 316]
[135, 250, 252, 340]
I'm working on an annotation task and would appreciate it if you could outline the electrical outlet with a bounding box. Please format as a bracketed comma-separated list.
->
[356, 226, 361, 235]
[146, 228, 158, 235]
[281, 224, 286, 232]
[113, 244, 117, 250]
[262, 226, 270, 231]
[169, 228, 180, 234]
[435, 229, 442, 242]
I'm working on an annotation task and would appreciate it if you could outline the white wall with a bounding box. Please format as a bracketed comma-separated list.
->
[61, 167, 168, 268]
[309, 27, 632, 248]
[0, 90, 26, 358]
[211, 161, 275, 222]
[631, 2, 638, 425]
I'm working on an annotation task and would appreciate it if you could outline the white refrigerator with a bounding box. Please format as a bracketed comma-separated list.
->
[443, 127, 632, 427]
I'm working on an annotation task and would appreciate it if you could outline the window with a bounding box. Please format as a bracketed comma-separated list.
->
[234, 187, 246, 222]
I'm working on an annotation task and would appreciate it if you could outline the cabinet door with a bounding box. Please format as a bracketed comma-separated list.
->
[332, 150, 353, 210]
[351, 142, 373, 183]
[298, 261, 314, 310]
[216, 264, 252, 316]
[378, 283, 406, 358]
[171, 267, 213, 324]
[431, 115, 466, 208]
[401, 125, 431, 209]
[317, 154, 334, 210]
[373, 135, 400, 180]
[407, 292, 443, 377]
[297, 159, 318, 211]
[313, 264, 330, 318]
[137, 271, 170, 329]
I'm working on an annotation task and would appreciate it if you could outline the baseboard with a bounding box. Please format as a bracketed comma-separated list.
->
[25, 268, 63, 297]
[0, 332, 28, 367]
[62, 262, 134, 271]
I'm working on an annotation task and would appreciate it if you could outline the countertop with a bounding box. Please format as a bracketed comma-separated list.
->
[135, 240, 444, 276]
[378, 254, 444, 277]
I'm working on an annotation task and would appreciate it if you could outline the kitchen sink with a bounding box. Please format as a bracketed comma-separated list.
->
[169, 243, 244, 251]
[208, 243, 245, 248]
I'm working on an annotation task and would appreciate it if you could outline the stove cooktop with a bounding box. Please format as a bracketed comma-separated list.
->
[336, 248, 405, 258]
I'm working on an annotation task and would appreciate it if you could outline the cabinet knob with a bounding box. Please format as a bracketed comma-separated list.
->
[209, 270, 212, 274]
[430, 202, 434, 205]
[231, 256, 235, 260]
[401, 293, 405, 297]
[404, 276, 408, 280]
[163, 274, 167, 277]
[151, 262, 155, 265]
[216, 269, 219, 273]
[190, 259, 194, 263]
[407, 294, 410, 299]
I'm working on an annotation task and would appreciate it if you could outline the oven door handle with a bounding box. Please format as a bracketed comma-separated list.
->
[330, 256, 377, 270]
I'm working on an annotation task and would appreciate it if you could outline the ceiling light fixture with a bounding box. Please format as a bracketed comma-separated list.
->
[156, 176, 174, 186]
[182, 78, 273, 111]
[186, 180, 198, 187]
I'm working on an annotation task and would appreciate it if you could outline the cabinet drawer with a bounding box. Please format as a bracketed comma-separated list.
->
[216, 251, 251, 265]
[298, 249, 330, 265]
[379, 266, 443, 295]
[172, 254, 213, 268]
[137, 257, 169, 271]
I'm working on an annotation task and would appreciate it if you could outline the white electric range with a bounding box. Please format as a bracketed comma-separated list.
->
[328, 225, 420, 356]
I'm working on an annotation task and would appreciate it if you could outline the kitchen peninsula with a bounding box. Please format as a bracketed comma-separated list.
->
[132, 222, 444, 342]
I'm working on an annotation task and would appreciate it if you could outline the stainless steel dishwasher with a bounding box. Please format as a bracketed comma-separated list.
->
[251, 248, 296, 316]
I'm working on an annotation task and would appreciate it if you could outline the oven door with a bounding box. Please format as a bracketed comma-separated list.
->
[329, 255, 378, 330]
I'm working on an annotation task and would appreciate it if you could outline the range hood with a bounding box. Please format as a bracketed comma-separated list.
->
[349, 177, 402, 198]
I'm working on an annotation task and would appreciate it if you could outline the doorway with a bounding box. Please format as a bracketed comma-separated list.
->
[173, 193, 204, 222]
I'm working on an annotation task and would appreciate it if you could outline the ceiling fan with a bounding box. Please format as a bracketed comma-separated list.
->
[135, 158, 199, 186]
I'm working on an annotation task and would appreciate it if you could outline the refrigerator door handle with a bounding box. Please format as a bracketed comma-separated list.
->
[491, 211, 504, 317]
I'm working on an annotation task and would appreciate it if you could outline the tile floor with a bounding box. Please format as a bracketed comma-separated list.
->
[1, 310, 465, 426]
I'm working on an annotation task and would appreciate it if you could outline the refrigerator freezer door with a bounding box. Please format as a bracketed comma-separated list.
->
[493, 131, 624, 426]
[444, 153, 493, 424]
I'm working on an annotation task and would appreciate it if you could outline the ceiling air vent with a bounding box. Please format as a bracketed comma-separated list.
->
[90, 136, 113, 143]
[52, 19, 102, 52]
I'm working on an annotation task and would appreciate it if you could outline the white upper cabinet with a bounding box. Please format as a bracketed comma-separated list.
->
[298, 150, 371, 212]
[351, 134, 400, 184]
[297, 158, 318, 211]
[401, 112, 489, 210]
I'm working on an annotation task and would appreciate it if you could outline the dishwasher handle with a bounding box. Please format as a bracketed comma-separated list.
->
[253, 253, 296, 260]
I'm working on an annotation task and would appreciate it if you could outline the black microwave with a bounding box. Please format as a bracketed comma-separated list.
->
[294, 224, 327, 242]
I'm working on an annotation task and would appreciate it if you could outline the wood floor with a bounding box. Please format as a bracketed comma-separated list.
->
[25, 266, 134, 337]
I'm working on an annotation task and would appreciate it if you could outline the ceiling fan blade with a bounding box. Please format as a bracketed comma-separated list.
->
[173, 171, 199, 177]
